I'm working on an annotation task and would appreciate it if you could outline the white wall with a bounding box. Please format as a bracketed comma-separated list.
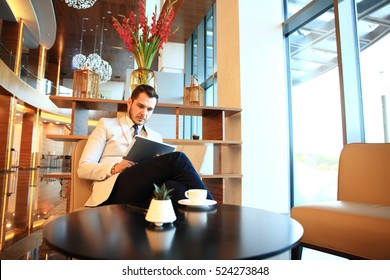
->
[158, 42, 185, 73]
[239, 0, 290, 213]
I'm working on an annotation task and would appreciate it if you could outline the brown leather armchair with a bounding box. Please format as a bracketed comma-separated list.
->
[291, 143, 390, 259]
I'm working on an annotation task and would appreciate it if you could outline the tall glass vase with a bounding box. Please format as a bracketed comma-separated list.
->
[130, 68, 157, 92]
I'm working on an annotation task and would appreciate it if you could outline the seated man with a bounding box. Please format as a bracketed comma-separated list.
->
[78, 84, 213, 208]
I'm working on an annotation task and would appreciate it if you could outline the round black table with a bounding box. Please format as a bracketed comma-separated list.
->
[43, 204, 303, 259]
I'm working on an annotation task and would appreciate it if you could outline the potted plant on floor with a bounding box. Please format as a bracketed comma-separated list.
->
[145, 184, 176, 227]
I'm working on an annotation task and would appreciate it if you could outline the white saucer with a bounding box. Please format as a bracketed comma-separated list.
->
[178, 199, 217, 208]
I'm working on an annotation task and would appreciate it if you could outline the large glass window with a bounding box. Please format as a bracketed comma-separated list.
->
[287, 0, 313, 14]
[285, 0, 390, 206]
[184, 3, 217, 139]
[204, 8, 216, 106]
[185, 4, 216, 107]
[288, 7, 343, 206]
[205, 9, 214, 80]
[192, 29, 198, 78]
[358, 2, 390, 142]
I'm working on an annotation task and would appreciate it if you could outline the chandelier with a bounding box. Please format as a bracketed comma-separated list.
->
[73, 18, 112, 84]
[64, 0, 97, 9]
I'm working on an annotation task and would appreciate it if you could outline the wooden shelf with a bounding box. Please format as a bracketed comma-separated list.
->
[155, 103, 241, 117]
[49, 96, 127, 111]
[49, 96, 241, 116]
[200, 173, 242, 179]
[46, 135, 242, 144]
[46, 134, 88, 141]
[164, 139, 242, 145]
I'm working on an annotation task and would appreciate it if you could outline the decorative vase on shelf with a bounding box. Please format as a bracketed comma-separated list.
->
[130, 68, 156, 92]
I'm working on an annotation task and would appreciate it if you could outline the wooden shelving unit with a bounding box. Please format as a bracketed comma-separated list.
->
[48, 95, 242, 204]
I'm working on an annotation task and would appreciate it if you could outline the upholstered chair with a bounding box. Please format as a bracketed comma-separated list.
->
[291, 143, 390, 259]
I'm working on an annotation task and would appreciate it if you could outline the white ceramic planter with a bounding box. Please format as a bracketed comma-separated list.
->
[145, 199, 177, 227]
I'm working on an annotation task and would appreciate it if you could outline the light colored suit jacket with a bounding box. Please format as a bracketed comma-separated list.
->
[78, 115, 162, 206]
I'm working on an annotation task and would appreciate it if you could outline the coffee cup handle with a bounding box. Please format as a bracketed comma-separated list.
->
[185, 191, 190, 198]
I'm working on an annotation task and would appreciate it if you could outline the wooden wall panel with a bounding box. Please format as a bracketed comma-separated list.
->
[202, 178, 223, 204]
[0, 21, 19, 71]
[27, 47, 39, 78]
[0, 20, 18, 53]
[46, 61, 60, 94]
[0, 94, 13, 171]
[202, 111, 223, 140]
[14, 169, 31, 229]
[18, 110, 35, 169]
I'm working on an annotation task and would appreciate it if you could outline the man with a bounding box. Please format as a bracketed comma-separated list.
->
[78, 84, 213, 208]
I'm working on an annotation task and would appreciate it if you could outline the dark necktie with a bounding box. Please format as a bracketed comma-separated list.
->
[133, 124, 139, 138]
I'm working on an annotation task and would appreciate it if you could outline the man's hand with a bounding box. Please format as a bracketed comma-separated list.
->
[112, 159, 137, 174]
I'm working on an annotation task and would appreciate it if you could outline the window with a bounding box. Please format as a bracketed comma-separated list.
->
[287, 5, 342, 205]
[184, 3, 217, 139]
[358, 2, 390, 142]
[285, 0, 390, 206]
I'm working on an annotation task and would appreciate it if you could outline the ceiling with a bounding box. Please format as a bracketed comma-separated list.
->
[47, 0, 215, 82]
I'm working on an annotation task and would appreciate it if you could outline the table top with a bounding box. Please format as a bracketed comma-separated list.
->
[43, 204, 303, 260]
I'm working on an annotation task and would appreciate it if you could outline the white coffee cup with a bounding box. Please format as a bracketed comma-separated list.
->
[185, 189, 207, 204]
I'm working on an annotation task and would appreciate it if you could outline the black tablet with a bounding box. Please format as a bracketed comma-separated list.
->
[123, 135, 176, 162]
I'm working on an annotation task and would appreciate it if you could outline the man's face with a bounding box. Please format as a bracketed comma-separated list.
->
[127, 92, 157, 125]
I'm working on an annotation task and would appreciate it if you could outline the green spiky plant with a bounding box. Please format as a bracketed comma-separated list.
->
[153, 183, 173, 200]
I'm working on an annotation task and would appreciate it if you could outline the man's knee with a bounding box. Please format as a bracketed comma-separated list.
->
[171, 151, 189, 161]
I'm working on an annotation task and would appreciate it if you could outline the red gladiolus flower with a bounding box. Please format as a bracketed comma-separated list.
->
[112, 0, 178, 69]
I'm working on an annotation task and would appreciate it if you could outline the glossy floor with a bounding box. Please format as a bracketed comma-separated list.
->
[1, 169, 68, 260]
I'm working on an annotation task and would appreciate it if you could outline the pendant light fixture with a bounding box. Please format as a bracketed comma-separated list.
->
[64, 0, 97, 9]
[85, 24, 103, 72]
[72, 17, 88, 69]
[98, 17, 112, 83]
[84, 18, 112, 84]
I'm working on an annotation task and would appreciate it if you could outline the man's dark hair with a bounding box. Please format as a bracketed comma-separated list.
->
[131, 84, 159, 101]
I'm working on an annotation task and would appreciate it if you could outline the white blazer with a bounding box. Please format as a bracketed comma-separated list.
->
[78, 115, 162, 206]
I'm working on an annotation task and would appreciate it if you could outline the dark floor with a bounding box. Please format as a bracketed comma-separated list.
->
[0, 227, 67, 260]
[0, 169, 69, 260]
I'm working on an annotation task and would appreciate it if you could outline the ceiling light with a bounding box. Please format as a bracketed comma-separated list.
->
[72, 54, 86, 69]
[73, 20, 112, 84]
[64, 0, 97, 9]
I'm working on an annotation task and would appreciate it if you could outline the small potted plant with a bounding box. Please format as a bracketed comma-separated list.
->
[145, 184, 176, 227]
